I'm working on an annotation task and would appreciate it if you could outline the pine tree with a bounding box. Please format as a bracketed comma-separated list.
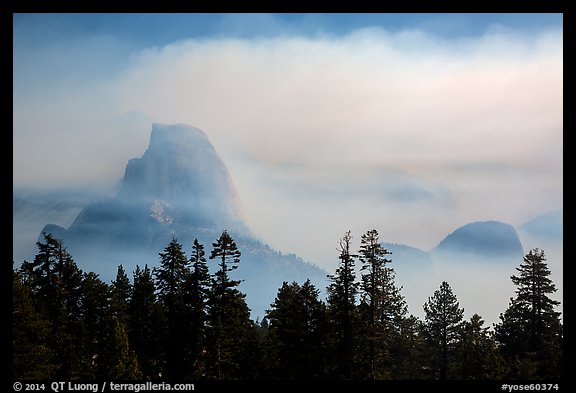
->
[209, 230, 242, 294]
[457, 314, 506, 379]
[78, 271, 141, 379]
[299, 279, 330, 378]
[12, 270, 56, 379]
[255, 317, 273, 378]
[326, 230, 359, 379]
[390, 315, 429, 379]
[494, 248, 562, 379]
[155, 239, 189, 305]
[422, 281, 464, 380]
[128, 265, 165, 380]
[357, 229, 407, 379]
[78, 271, 113, 378]
[154, 238, 191, 380]
[111, 265, 132, 324]
[19, 233, 85, 379]
[206, 230, 254, 379]
[265, 280, 329, 379]
[182, 238, 211, 378]
[99, 317, 143, 380]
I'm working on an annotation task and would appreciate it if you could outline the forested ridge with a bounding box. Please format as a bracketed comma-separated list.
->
[12, 229, 563, 381]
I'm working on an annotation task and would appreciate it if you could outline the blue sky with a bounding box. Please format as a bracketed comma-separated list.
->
[13, 13, 563, 323]
[14, 13, 562, 45]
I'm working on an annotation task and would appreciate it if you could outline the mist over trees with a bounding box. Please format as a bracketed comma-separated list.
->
[13, 231, 562, 381]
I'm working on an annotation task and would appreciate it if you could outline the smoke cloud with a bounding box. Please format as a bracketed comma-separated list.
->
[13, 16, 563, 325]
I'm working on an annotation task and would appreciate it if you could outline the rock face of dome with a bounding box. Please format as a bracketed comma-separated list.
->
[117, 123, 246, 229]
[433, 220, 524, 261]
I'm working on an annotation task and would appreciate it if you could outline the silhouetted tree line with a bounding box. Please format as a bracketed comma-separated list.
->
[13, 229, 562, 381]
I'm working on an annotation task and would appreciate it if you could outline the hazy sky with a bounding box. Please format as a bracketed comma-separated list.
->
[13, 13, 563, 323]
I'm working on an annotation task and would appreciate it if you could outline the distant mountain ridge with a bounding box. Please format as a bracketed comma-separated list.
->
[519, 208, 563, 241]
[378, 211, 564, 272]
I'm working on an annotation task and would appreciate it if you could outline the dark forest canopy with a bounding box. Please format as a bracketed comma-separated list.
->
[13, 230, 563, 381]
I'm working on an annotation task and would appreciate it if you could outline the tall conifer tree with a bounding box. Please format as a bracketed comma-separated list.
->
[265, 280, 328, 379]
[206, 230, 254, 379]
[182, 239, 211, 378]
[20, 233, 84, 378]
[423, 281, 464, 380]
[128, 265, 165, 380]
[494, 248, 562, 379]
[111, 265, 132, 324]
[154, 238, 191, 380]
[357, 229, 407, 379]
[326, 230, 358, 379]
[12, 271, 56, 379]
